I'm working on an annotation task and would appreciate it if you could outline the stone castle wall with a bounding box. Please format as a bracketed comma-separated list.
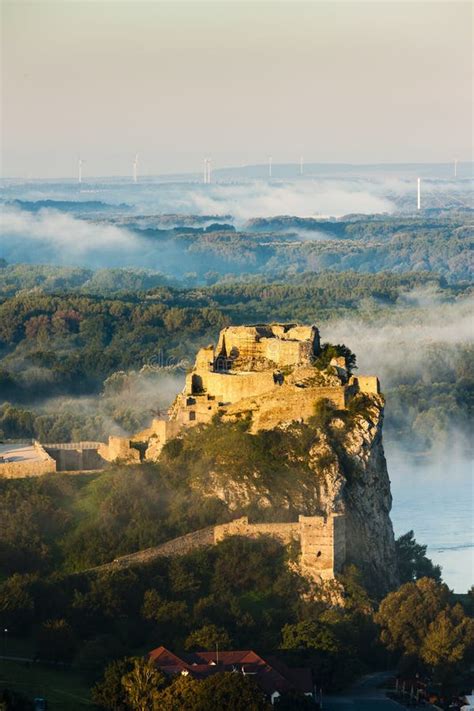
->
[98, 436, 141, 464]
[214, 517, 300, 544]
[44, 442, 106, 471]
[224, 384, 349, 432]
[349, 375, 380, 394]
[104, 526, 217, 569]
[187, 370, 277, 405]
[0, 441, 57, 479]
[96, 513, 345, 583]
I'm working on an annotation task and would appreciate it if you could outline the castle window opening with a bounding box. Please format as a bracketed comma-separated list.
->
[189, 411, 196, 421]
[316, 551, 321, 557]
[273, 371, 284, 386]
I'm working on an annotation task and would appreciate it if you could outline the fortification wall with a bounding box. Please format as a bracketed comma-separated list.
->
[214, 517, 300, 544]
[350, 375, 380, 394]
[97, 514, 344, 584]
[225, 384, 348, 432]
[299, 514, 345, 581]
[44, 442, 106, 471]
[98, 526, 216, 570]
[215, 324, 318, 370]
[0, 442, 56, 479]
[143, 420, 183, 460]
[0, 457, 56, 479]
[260, 339, 312, 368]
[98, 436, 141, 463]
[191, 370, 277, 404]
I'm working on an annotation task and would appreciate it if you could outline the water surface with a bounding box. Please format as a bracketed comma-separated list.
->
[387, 444, 473, 593]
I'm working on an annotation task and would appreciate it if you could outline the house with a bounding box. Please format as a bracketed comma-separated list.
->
[148, 645, 314, 704]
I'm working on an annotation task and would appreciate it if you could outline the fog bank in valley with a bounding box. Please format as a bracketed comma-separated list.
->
[323, 291, 473, 592]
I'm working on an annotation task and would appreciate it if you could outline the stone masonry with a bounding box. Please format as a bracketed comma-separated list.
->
[99, 323, 379, 463]
[94, 513, 345, 584]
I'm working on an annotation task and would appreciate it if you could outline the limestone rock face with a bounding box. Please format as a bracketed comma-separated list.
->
[122, 323, 398, 594]
[313, 397, 399, 593]
[198, 394, 398, 595]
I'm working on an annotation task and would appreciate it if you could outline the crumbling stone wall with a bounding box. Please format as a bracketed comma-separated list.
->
[188, 370, 277, 405]
[214, 517, 300, 544]
[96, 513, 345, 584]
[98, 436, 141, 464]
[350, 375, 380, 394]
[215, 324, 319, 371]
[102, 526, 217, 570]
[224, 384, 348, 432]
[299, 515, 346, 581]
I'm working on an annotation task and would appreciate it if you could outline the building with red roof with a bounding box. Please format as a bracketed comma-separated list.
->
[148, 645, 314, 704]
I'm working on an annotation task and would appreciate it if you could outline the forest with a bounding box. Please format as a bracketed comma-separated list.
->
[0, 266, 472, 452]
[1, 210, 472, 282]
[0, 216, 473, 708]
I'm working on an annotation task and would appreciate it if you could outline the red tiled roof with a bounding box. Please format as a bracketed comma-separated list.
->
[148, 646, 313, 696]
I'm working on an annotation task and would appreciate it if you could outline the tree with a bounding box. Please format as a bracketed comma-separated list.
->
[281, 619, 343, 655]
[195, 672, 270, 711]
[375, 578, 450, 657]
[0, 574, 35, 633]
[314, 343, 357, 374]
[141, 589, 189, 626]
[154, 675, 201, 711]
[36, 618, 77, 662]
[421, 604, 474, 672]
[395, 531, 442, 583]
[91, 657, 134, 710]
[185, 624, 232, 651]
[121, 657, 166, 711]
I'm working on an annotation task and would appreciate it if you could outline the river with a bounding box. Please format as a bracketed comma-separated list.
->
[387, 444, 473, 593]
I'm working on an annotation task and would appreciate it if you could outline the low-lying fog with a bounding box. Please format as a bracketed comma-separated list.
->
[1, 175, 472, 591]
[1, 174, 472, 267]
[324, 292, 473, 592]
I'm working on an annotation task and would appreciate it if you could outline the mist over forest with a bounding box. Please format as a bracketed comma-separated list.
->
[1, 174, 473, 586]
[2, 0, 474, 702]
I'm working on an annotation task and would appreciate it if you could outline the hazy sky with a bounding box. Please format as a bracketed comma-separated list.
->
[2, 1, 472, 178]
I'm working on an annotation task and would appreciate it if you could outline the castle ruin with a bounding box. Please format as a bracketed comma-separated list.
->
[98, 322, 379, 463]
[95, 513, 346, 585]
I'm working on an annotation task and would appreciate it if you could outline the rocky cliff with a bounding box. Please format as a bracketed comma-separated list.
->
[101, 323, 399, 594]
[180, 392, 398, 595]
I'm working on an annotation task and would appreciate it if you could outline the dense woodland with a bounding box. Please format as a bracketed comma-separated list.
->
[1, 212, 473, 707]
[0, 432, 473, 707]
[1, 211, 473, 283]
[0, 265, 472, 451]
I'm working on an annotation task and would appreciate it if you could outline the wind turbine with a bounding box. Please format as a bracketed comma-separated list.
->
[268, 156, 273, 178]
[133, 154, 139, 183]
[299, 156, 304, 176]
[454, 158, 458, 178]
[78, 158, 83, 184]
[417, 177, 421, 211]
[203, 158, 212, 184]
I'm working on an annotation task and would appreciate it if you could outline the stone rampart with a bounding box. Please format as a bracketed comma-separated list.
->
[215, 324, 318, 371]
[299, 514, 345, 580]
[95, 526, 216, 571]
[95, 513, 345, 584]
[98, 436, 141, 464]
[194, 370, 277, 404]
[224, 384, 348, 432]
[43, 442, 107, 471]
[350, 375, 380, 394]
[214, 517, 300, 544]
[0, 442, 56, 479]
